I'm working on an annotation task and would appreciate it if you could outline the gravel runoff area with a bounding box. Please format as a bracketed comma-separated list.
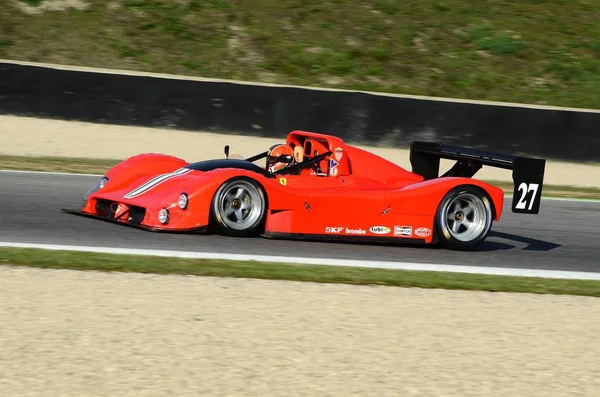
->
[1, 115, 599, 188]
[1, 265, 600, 397]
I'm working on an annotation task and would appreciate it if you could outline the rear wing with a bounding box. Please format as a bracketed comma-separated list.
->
[409, 141, 546, 214]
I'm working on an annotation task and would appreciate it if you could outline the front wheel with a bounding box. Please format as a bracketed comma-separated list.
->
[210, 177, 267, 237]
[435, 186, 493, 250]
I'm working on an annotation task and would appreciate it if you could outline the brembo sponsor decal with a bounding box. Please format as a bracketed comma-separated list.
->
[346, 228, 366, 235]
[325, 227, 366, 235]
[124, 168, 192, 199]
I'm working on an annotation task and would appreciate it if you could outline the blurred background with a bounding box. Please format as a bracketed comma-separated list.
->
[2, 0, 599, 109]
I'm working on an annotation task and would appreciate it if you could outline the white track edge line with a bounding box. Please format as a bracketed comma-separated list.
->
[1, 242, 599, 281]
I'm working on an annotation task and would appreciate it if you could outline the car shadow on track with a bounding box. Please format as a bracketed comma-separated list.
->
[474, 231, 562, 252]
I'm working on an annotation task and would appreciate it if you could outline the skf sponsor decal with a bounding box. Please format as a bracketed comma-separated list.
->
[414, 227, 432, 237]
[279, 177, 287, 186]
[325, 227, 366, 235]
[124, 168, 192, 199]
[394, 226, 412, 237]
[369, 226, 391, 235]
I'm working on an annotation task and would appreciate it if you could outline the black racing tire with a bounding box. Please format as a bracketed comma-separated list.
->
[434, 185, 494, 250]
[209, 177, 267, 237]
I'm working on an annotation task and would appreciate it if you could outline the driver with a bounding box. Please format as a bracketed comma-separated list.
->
[266, 143, 295, 173]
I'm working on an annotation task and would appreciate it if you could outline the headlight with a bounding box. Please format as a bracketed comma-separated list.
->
[83, 177, 109, 201]
[158, 208, 169, 224]
[98, 177, 108, 189]
[178, 193, 188, 210]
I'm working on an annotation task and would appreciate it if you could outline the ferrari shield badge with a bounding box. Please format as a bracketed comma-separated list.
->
[334, 147, 343, 161]
[279, 177, 287, 186]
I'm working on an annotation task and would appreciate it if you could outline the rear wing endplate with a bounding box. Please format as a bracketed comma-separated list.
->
[409, 141, 546, 214]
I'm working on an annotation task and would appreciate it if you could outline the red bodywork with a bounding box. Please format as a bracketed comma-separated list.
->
[69, 130, 507, 244]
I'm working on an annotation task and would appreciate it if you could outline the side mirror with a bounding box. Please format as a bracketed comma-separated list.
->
[224, 145, 230, 159]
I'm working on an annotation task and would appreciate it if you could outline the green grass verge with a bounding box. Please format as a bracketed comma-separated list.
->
[1, 247, 599, 297]
[2, 0, 600, 109]
[0, 154, 120, 175]
[21, 0, 43, 6]
[2, 154, 599, 200]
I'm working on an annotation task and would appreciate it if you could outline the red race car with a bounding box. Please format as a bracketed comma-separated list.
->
[63, 130, 546, 250]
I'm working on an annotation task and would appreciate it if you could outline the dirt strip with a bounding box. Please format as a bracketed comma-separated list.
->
[1, 115, 599, 188]
[1, 265, 599, 397]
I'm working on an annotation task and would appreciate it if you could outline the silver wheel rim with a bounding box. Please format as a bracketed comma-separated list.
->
[442, 193, 490, 242]
[217, 180, 264, 231]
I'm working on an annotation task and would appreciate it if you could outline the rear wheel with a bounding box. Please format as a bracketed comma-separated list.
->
[435, 186, 493, 250]
[210, 177, 267, 237]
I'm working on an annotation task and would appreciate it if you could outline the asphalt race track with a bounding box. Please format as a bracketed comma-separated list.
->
[1, 171, 599, 273]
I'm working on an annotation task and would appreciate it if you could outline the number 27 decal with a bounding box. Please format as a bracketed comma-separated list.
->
[515, 182, 539, 211]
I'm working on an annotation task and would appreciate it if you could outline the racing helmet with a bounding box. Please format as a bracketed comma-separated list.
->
[266, 143, 294, 173]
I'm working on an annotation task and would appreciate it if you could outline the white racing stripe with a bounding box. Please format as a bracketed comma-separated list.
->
[1, 242, 599, 280]
[124, 168, 192, 199]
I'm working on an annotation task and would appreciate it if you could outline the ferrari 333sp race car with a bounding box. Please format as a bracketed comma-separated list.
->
[63, 130, 546, 250]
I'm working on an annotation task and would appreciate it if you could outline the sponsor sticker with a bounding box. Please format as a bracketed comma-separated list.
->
[394, 226, 412, 237]
[329, 158, 339, 177]
[325, 227, 366, 235]
[345, 228, 366, 235]
[369, 226, 391, 235]
[414, 227, 432, 237]
[334, 147, 344, 161]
